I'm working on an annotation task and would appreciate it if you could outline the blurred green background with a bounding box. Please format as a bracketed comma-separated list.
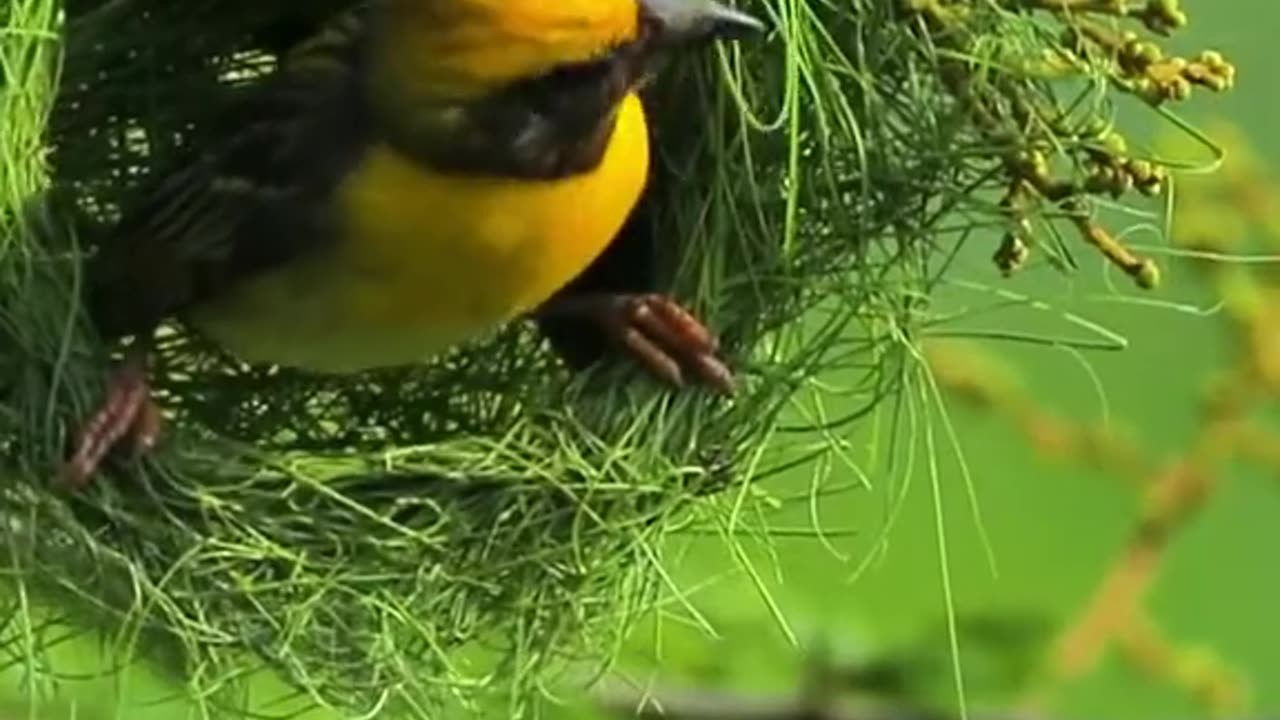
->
[3, 2, 1277, 719]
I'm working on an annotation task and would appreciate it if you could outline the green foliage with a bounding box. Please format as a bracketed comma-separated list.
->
[0, 0, 1236, 717]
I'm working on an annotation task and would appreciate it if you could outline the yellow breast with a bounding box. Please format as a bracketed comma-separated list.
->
[189, 93, 649, 373]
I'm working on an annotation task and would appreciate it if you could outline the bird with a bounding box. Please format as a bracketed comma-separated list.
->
[248, 5, 706, 382]
[62, 0, 763, 487]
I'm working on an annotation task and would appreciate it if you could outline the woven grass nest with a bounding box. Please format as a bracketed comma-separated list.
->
[0, 0, 1233, 716]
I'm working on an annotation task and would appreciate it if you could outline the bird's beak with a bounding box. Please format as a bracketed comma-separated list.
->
[641, 0, 766, 46]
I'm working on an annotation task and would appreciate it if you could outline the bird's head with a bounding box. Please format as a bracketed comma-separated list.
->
[377, 0, 764, 99]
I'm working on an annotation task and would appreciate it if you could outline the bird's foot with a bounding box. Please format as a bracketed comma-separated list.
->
[540, 293, 734, 394]
[61, 352, 164, 489]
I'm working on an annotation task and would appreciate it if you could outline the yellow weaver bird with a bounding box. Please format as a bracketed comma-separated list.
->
[64, 0, 762, 486]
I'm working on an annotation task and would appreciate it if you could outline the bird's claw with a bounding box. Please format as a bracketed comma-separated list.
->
[60, 353, 163, 489]
[546, 293, 734, 394]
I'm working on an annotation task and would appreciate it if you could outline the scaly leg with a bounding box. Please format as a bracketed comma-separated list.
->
[538, 293, 734, 394]
[61, 349, 164, 489]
